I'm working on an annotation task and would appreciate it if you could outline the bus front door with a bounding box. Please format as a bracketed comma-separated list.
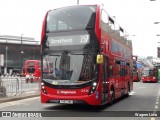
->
[101, 56, 109, 104]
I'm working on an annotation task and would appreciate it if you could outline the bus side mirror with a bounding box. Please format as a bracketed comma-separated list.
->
[96, 54, 104, 64]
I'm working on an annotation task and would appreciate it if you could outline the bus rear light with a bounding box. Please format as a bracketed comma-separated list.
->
[153, 77, 155, 79]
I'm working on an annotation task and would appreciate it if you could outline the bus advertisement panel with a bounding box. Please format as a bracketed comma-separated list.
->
[40, 5, 133, 106]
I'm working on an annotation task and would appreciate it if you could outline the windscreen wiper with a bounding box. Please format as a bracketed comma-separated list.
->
[63, 50, 97, 55]
[43, 73, 64, 80]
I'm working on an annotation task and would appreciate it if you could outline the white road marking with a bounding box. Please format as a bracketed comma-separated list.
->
[42, 104, 54, 107]
[155, 105, 158, 109]
[138, 87, 146, 89]
[0, 103, 17, 108]
[129, 91, 135, 95]
[151, 118, 155, 120]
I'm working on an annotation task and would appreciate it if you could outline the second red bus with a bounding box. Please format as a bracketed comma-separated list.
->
[23, 60, 41, 83]
[141, 67, 158, 83]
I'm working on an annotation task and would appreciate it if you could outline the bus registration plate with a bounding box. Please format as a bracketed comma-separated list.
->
[60, 100, 73, 104]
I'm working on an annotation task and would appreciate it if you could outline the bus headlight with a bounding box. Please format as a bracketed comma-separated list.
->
[41, 82, 47, 94]
[41, 82, 44, 86]
[93, 82, 97, 86]
[89, 82, 97, 95]
[26, 75, 29, 78]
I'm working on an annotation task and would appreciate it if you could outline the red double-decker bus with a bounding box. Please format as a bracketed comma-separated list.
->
[141, 67, 158, 83]
[40, 5, 133, 106]
[23, 60, 41, 83]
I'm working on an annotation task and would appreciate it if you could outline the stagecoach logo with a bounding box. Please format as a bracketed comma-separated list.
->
[57, 90, 76, 94]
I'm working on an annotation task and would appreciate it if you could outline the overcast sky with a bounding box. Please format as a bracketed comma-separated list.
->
[0, 0, 160, 57]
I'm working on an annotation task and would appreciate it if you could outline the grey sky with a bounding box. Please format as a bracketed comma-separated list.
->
[0, 0, 160, 57]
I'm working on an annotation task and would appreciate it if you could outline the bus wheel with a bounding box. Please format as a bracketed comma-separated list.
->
[26, 79, 29, 83]
[126, 83, 130, 97]
[110, 87, 115, 104]
[31, 78, 33, 83]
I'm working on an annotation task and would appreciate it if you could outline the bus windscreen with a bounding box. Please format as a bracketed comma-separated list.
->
[46, 5, 96, 32]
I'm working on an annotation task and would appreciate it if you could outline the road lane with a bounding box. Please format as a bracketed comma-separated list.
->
[0, 82, 160, 120]
[106, 82, 160, 111]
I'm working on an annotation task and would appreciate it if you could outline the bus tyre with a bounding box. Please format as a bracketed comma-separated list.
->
[31, 78, 33, 83]
[126, 83, 130, 97]
[110, 88, 115, 104]
[26, 79, 29, 83]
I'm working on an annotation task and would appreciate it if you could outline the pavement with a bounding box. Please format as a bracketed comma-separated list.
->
[0, 76, 40, 103]
[0, 94, 39, 103]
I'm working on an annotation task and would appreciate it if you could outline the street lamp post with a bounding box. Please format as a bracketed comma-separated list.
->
[157, 33, 160, 57]
[20, 34, 24, 69]
[77, 0, 79, 5]
[5, 46, 8, 75]
[21, 34, 24, 49]
[33, 41, 38, 59]
[154, 22, 160, 36]
[154, 22, 160, 24]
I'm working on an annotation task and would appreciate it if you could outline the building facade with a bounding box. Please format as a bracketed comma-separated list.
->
[0, 35, 40, 75]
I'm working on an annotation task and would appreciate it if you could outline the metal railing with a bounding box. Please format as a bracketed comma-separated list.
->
[0, 76, 40, 98]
